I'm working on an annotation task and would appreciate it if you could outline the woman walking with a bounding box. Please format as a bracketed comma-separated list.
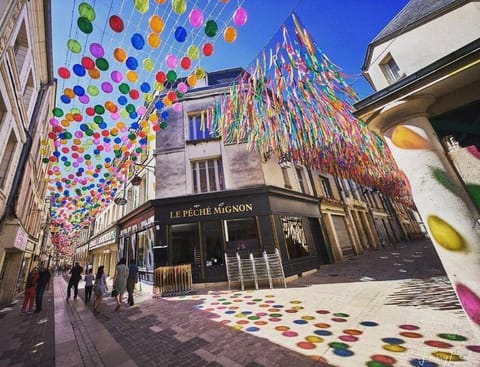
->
[113, 257, 128, 311]
[21, 267, 39, 314]
[93, 266, 107, 314]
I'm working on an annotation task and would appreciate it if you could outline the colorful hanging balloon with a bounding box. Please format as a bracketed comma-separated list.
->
[78, 2, 96, 21]
[202, 43, 214, 56]
[131, 33, 145, 50]
[166, 54, 177, 69]
[77, 17, 93, 34]
[67, 39, 82, 53]
[90, 43, 104, 58]
[58, 67, 71, 79]
[232, 7, 248, 26]
[205, 20, 218, 37]
[147, 33, 161, 48]
[149, 15, 164, 33]
[109, 15, 124, 32]
[134, 0, 149, 13]
[224, 26, 237, 43]
[187, 45, 200, 59]
[174, 26, 187, 42]
[172, 0, 187, 15]
[189, 9, 203, 27]
[113, 48, 127, 62]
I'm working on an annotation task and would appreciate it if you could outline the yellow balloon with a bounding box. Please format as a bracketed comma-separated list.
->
[144, 93, 153, 103]
[224, 26, 237, 43]
[116, 121, 126, 129]
[149, 15, 164, 33]
[143, 58, 155, 71]
[172, 0, 186, 14]
[113, 48, 127, 62]
[126, 70, 138, 83]
[64, 88, 75, 98]
[195, 67, 206, 79]
[187, 45, 200, 60]
[147, 33, 161, 48]
[149, 113, 158, 122]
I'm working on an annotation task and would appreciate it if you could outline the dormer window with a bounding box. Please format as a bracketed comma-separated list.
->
[380, 54, 402, 84]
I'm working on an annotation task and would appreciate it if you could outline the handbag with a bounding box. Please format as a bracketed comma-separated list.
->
[111, 288, 118, 297]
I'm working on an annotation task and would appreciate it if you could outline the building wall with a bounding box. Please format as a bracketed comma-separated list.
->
[365, 2, 480, 90]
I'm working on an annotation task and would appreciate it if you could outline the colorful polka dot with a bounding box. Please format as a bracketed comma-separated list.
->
[382, 337, 405, 344]
[466, 345, 480, 353]
[339, 335, 358, 342]
[314, 323, 331, 328]
[225, 310, 235, 314]
[399, 324, 419, 330]
[247, 316, 259, 320]
[366, 361, 392, 367]
[269, 313, 282, 317]
[329, 342, 349, 349]
[331, 317, 347, 322]
[437, 333, 467, 341]
[371, 354, 396, 364]
[431, 351, 463, 361]
[316, 310, 330, 314]
[269, 317, 281, 322]
[424, 340, 453, 348]
[305, 335, 324, 343]
[290, 300, 302, 304]
[333, 349, 354, 357]
[256, 312, 268, 317]
[275, 326, 290, 332]
[272, 304, 284, 308]
[360, 321, 378, 327]
[254, 320, 267, 326]
[302, 315, 315, 320]
[294, 319, 308, 325]
[246, 327, 259, 332]
[400, 331, 423, 338]
[268, 308, 280, 312]
[333, 312, 350, 317]
[297, 341, 316, 350]
[343, 329, 362, 335]
[409, 359, 438, 367]
[383, 344, 407, 352]
[236, 320, 249, 325]
[314, 330, 332, 336]
[285, 309, 298, 313]
[283, 331, 298, 337]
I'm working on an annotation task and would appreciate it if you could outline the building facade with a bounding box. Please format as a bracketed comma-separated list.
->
[0, 0, 56, 305]
[355, 0, 480, 339]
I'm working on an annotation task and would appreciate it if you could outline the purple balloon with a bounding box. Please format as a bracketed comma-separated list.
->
[233, 7, 248, 27]
[111, 70, 122, 83]
[79, 95, 90, 104]
[101, 82, 113, 93]
[90, 43, 105, 58]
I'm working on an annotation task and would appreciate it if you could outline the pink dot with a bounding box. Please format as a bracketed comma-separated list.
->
[269, 317, 281, 322]
[331, 318, 347, 322]
[283, 331, 298, 337]
[456, 283, 480, 325]
[399, 324, 419, 330]
[339, 335, 358, 342]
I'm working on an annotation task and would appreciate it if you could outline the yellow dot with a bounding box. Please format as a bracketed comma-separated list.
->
[383, 344, 407, 352]
[432, 351, 463, 361]
[306, 335, 324, 343]
[427, 215, 466, 251]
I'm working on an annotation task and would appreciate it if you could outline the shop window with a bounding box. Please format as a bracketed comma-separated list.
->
[136, 228, 155, 271]
[0, 130, 18, 189]
[281, 216, 310, 259]
[188, 111, 212, 141]
[225, 217, 259, 251]
[380, 54, 402, 84]
[319, 175, 332, 198]
[192, 158, 224, 193]
[170, 223, 199, 265]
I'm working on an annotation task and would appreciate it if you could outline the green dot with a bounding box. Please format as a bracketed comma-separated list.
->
[52, 108, 64, 117]
[119, 83, 130, 94]
[328, 342, 349, 349]
[95, 58, 109, 71]
[333, 313, 350, 317]
[438, 333, 467, 341]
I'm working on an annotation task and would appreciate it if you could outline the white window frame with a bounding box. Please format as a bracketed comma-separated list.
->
[188, 111, 212, 141]
[380, 54, 402, 84]
[192, 157, 224, 193]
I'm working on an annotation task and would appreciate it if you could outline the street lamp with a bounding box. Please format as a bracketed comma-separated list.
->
[278, 154, 291, 169]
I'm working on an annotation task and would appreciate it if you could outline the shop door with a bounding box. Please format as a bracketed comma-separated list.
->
[201, 221, 227, 282]
[170, 223, 201, 282]
[331, 215, 355, 258]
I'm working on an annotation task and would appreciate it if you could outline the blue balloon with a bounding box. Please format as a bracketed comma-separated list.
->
[60, 95, 71, 104]
[129, 112, 138, 119]
[73, 85, 85, 96]
[140, 82, 151, 93]
[117, 96, 128, 105]
[80, 123, 88, 131]
[174, 26, 187, 42]
[131, 122, 139, 129]
[61, 156, 67, 161]
[72, 64, 86, 76]
[131, 33, 145, 50]
[53, 150, 61, 157]
[155, 101, 164, 110]
[99, 122, 107, 129]
[114, 137, 122, 144]
[125, 56, 138, 70]
[161, 111, 169, 119]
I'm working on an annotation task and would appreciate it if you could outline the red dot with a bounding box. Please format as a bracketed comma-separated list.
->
[297, 342, 316, 350]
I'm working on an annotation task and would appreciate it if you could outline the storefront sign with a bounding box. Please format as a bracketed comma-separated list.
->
[89, 228, 117, 250]
[120, 216, 154, 236]
[169, 203, 253, 219]
[14, 227, 28, 251]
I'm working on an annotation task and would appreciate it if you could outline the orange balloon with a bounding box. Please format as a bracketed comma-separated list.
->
[147, 33, 161, 48]
[88, 68, 100, 79]
[155, 0, 167, 3]
[113, 47, 127, 62]
[187, 74, 197, 87]
[149, 15, 164, 33]
[223, 26, 237, 43]
[64, 88, 75, 98]
[65, 113, 74, 121]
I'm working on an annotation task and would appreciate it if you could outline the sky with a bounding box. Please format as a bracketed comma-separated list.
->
[51, 0, 410, 99]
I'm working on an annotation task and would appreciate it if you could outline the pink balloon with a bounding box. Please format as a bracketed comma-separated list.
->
[177, 82, 188, 94]
[49, 118, 59, 126]
[73, 162, 79, 168]
[137, 106, 146, 115]
[111, 113, 119, 120]
[79, 95, 90, 104]
[233, 7, 248, 26]
[189, 9, 203, 28]
[75, 131, 83, 138]
[173, 103, 182, 112]
[90, 43, 104, 58]
[166, 54, 177, 69]
[54, 140, 61, 147]
[111, 70, 123, 83]
[101, 82, 113, 93]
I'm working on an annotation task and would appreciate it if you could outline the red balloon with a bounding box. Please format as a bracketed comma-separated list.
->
[109, 15, 124, 33]
[155, 71, 166, 83]
[101, 130, 110, 137]
[53, 125, 63, 132]
[48, 132, 57, 139]
[86, 107, 95, 116]
[73, 114, 83, 122]
[129, 89, 139, 100]
[93, 132, 101, 139]
[202, 43, 214, 56]
[58, 67, 71, 79]
[167, 91, 176, 102]
[180, 57, 191, 70]
[81, 57, 95, 70]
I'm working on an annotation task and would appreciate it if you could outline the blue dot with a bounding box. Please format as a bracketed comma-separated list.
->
[333, 349, 354, 357]
[242, 311, 252, 315]
[225, 310, 235, 314]
[410, 359, 438, 367]
[273, 305, 284, 308]
[246, 327, 259, 332]
[382, 337, 404, 344]
[360, 321, 378, 327]
[294, 320, 308, 325]
[314, 330, 332, 336]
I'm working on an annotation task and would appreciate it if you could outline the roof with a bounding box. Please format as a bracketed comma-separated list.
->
[362, 0, 467, 71]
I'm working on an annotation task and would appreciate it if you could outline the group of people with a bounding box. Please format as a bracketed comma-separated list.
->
[66, 258, 139, 314]
[21, 266, 52, 314]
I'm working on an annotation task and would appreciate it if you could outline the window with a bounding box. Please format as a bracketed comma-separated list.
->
[319, 175, 332, 198]
[0, 130, 18, 188]
[380, 54, 401, 84]
[295, 166, 309, 194]
[23, 71, 34, 111]
[224, 217, 259, 251]
[192, 158, 224, 193]
[188, 111, 212, 141]
[14, 21, 29, 74]
[281, 216, 310, 259]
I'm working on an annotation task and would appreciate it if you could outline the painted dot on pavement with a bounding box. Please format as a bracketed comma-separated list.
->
[360, 321, 378, 327]
[228, 306, 239, 310]
[292, 306, 304, 310]
[222, 302, 232, 305]
[246, 302, 256, 305]
[225, 310, 235, 314]
[409, 359, 439, 367]
[242, 311, 252, 315]
[399, 324, 419, 330]
[339, 335, 358, 342]
[343, 329, 362, 335]
[246, 327, 259, 332]
[309, 355, 329, 364]
[255, 320, 268, 326]
[268, 308, 280, 312]
[382, 337, 405, 345]
[235, 313, 246, 318]
[237, 320, 249, 325]
[217, 306, 227, 310]
[371, 354, 396, 364]
[259, 304, 270, 308]
[437, 333, 468, 341]
[211, 302, 220, 305]
[431, 351, 463, 361]
[253, 298, 262, 302]
[333, 349, 354, 357]
[248, 316, 260, 320]
[315, 323, 331, 328]
[283, 331, 298, 337]
[290, 300, 302, 304]
[256, 312, 268, 317]
[269, 313, 282, 317]
[366, 361, 393, 367]
[383, 344, 407, 352]
[297, 341, 316, 350]
[233, 325, 243, 330]
[244, 295, 253, 298]
[306, 335, 324, 343]
[333, 312, 350, 317]
[314, 330, 332, 336]
[328, 342, 350, 350]
[265, 300, 275, 304]
[466, 345, 480, 353]
[233, 299, 242, 303]
[294, 319, 308, 325]
[269, 317, 281, 322]
[302, 315, 315, 320]
[265, 294, 275, 298]
[285, 309, 298, 313]
[400, 332, 423, 338]
[275, 326, 290, 332]
[273, 304, 284, 308]
[424, 340, 453, 348]
[316, 310, 330, 314]
[331, 318, 347, 322]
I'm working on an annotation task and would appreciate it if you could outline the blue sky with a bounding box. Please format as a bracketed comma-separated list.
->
[51, 0, 409, 99]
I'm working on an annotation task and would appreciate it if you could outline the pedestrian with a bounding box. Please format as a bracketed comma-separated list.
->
[66, 262, 83, 300]
[34, 266, 51, 313]
[113, 257, 128, 311]
[93, 265, 107, 314]
[21, 267, 39, 314]
[84, 268, 94, 303]
[127, 259, 139, 306]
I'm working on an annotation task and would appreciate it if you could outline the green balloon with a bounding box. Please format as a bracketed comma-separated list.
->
[166, 70, 177, 82]
[95, 58, 109, 71]
[128, 133, 136, 141]
[64, 132, 72, 139]
[53, 107, 64, 117]
[172, 0, 186, 14]
[94, 116, 103, 124]
[64, 161, 71, 166]
[84, 154, 91, 160]
[125, 104, 135, 113]
[205, 20, 218, 37]
[67, 39, 82, 54]
[160, 122, 167, 129]
[42, 158, 49, 164]
[85, 129, 94, 136]
[119, 83, 130, 94]
[187, 45, 200, 60]
[94, 105, 105, 114]
[131, 155, 137, 161]
[78, 2, 96, 21]
[87, 85, 99, 96]
[134, 0, 149, 14]
[77, 17, 93, 34]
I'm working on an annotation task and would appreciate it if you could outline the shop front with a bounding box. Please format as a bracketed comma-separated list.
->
[89, 226, 118, 278]
[153, 186, 329, 284]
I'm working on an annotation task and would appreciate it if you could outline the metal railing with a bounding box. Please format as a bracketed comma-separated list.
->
[154, 264, 193, 297]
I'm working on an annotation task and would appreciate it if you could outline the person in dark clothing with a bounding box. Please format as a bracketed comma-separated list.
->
[35, 266, 51, 313]
[126, 259, 139, 306]
[67, 262, 83, 300]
